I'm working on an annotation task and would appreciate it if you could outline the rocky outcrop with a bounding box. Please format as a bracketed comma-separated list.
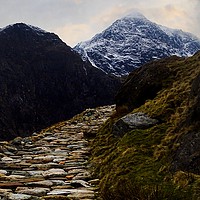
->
[0, 105, 114, 199]
[0, 23, 120, 141]
[112, 112, 158, 137]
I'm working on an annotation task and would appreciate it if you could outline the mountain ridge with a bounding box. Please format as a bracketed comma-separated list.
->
[74, 12, 200, 76]
[0, 22, 120, 141]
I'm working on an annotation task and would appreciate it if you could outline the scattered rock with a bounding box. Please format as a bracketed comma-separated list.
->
[0, 188, 12, 194]
[25, 180, 53, 187]
[0, 170, 8, 175]
[1, 157, 14, 162]
[67, 192, 95, 199]
[0, 182, 24, 188]
[41, 195, 70, 200]
[27, 171, 44, 176]
[42, 168, 67, 178]
[47, 189, 94, 195]
[16, 187, 50, 196]
[4, 193, 40, 200]
[71, 180, 91, 188]
[10, 137, 23, 145]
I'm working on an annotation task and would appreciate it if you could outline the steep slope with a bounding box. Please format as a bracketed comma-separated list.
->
[90, 51, 200, 199]
[0, 23, 120, 141]
[74, 12, 200, 76]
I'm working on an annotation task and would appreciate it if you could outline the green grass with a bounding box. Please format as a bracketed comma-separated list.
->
[90, 53, 200, 200]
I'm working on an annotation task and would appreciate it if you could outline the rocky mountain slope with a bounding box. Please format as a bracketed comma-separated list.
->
[90, 51, 200, 199]
[0, 23, 120, 141]
[74, 12, 200, 76]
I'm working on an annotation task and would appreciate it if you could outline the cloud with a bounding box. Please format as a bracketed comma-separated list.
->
[73, 0, 82, 4]
[0, 0, 199, 45]
[60, 0, 200, 45]
[136, 1, 200, 38]
[192, 0, 200, 37]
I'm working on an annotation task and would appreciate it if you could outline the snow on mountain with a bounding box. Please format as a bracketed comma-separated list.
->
[74, 12, 200, 76]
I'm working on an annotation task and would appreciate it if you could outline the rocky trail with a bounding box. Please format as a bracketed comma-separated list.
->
[0, 105, 114, 200]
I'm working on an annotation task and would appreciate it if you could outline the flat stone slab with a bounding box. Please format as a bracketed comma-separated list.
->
[0, 169, 8, 175]
[27, 170, 44, 176]
[25, 180, 53, 187]
[70, 180, 91, 188]
[16, 187, 50, 196]
[41, 195, 70, 199]
[42, 168, 67, 178]
[4, 193, 40, 200]
[51, 180, 68, 186]
[6, 175, 26, 180]
[67, 192, 95, 199]
[67, 168, 87, 175]
[0, 188, 12, 194]
[0, 182, 24, 188]
[1, 156, 14, 161]
[47, 189, 94, 195]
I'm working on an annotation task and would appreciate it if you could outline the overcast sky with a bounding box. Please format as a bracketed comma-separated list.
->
[0, 0, 199, 47]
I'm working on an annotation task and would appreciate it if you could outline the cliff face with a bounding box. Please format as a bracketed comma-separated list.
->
[0, 23, 120, 141]
[91, 51, 200, 199]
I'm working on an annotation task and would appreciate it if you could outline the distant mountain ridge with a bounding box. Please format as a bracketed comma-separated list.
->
[0, 23, 120, 140]
[74, 12, 200, 76]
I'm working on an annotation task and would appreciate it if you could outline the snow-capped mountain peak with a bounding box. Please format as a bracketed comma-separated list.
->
[123, 11, 146, 20]
[74, 12, 200, 76]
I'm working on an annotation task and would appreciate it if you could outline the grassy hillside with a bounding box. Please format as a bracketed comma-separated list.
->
[90, 51, 200, 199]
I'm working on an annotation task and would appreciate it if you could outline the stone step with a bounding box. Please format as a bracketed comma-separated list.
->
[0, 105, 114, 199]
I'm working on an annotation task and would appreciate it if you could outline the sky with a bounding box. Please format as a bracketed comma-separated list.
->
[0, 0, 199, 47]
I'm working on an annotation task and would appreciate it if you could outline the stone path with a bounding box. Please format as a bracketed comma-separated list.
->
[0, 105, 114, 200]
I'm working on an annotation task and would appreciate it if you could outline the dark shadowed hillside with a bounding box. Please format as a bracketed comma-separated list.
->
[0, 23, 120, 141]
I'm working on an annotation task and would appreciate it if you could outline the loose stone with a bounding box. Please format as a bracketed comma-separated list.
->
[0, 169, 8, 175]
[70, 180, 91, 188]
[42, 168, 67, 178]
[25, 180, 53, 187]
[4, 193, 40, 200]
[0, 188, 12, 194]
[16, 187, 50, 196]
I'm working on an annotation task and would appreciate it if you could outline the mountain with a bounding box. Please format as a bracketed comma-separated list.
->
[90, 51, 200, 199]
[0, 23, 120, 141]
[74, 12, 200, 76]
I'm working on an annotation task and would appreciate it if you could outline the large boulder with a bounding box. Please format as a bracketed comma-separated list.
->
[112, 112, 158, 137]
